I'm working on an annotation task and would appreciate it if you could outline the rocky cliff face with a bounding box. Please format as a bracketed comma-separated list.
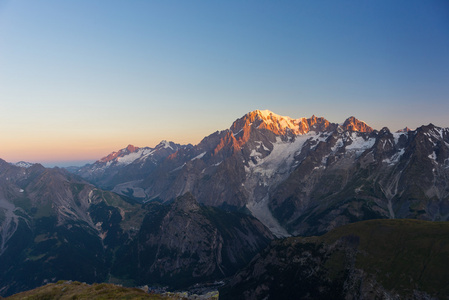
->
[270, 124, 449, 235]
[0, 160, 144, 296]
[112, 193, 274, 288]
[0, 161, 273, 296]
[220, 219, 449, 300]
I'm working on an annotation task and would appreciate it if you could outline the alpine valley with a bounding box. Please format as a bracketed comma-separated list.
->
[1, 110, 449, 299]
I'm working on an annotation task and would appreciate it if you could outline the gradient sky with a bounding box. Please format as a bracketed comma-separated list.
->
[1, 0, 448, 167]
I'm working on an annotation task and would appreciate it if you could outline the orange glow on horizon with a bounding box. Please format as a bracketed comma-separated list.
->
[0, 130, 207, 165]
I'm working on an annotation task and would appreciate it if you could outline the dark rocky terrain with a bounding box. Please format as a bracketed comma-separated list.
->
[220, 219, 449, 300]
[111, 192, 273, 289]
[0, 160, 272, 297]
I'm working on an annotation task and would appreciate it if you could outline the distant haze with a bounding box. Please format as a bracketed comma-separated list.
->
[40, 160, 96, 168]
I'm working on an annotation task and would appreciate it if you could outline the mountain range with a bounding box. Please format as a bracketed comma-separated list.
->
[75, 109, 449, 237]
[0, 160, 271, 296]
[1, 109, 449, 298]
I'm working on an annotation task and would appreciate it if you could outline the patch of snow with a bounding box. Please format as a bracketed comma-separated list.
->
[114, 148, 155, 166]
[160, 140, 173, 150]
[331, 138, 344, 152]
[345, 135, 375, 150]
[14, 161, 34, 168]
[170, 163, 186, 173]
[247, 135, 311, 178]
[321, 155, 329, 165]
[392, 132, 405, 146]
[232, 128, 243, 136]
[140, 149, 156, 159]
[116, 150, 143, 165]
[428, 152, 437, 161]
[435, 128, 444, 139]
[250, 149, 262, 158]
[191, 152, 206, 161]
[383, 149, 405, 165]
[309, 133, 329, 150]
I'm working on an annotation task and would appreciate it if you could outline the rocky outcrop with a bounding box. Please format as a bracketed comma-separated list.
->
[113, 193, 274, 288]
[342, 116, 373, 132]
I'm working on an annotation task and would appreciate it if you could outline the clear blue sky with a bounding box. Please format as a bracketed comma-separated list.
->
[0, 0, 448, 166]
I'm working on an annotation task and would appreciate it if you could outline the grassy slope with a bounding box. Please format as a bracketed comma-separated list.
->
[4, 281, 183, 300]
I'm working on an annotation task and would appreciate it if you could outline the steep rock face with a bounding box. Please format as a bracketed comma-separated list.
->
[342, 116, 373, 132]
[220, 219, 449, 300]
[112, 193, 274, 288]
[270, 124, 449, 235]
[0, 161, 143, 296]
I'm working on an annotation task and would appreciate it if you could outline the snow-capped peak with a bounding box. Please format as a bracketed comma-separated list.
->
[99, 144, 140, 163]
[14, 161, 34, 168]
[158, 140, 173, 150]
[254, 109, 292, 121]
[230, 109, 333, 137]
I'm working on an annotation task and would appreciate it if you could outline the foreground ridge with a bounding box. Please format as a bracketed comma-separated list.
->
[220, 219, 449, 300]
[5, 280, 219, 300]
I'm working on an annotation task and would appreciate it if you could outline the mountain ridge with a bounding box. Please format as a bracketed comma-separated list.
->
[70, 109, 449, 237]
[0, 160, 273, 296]
[220, 219, 449, 299]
